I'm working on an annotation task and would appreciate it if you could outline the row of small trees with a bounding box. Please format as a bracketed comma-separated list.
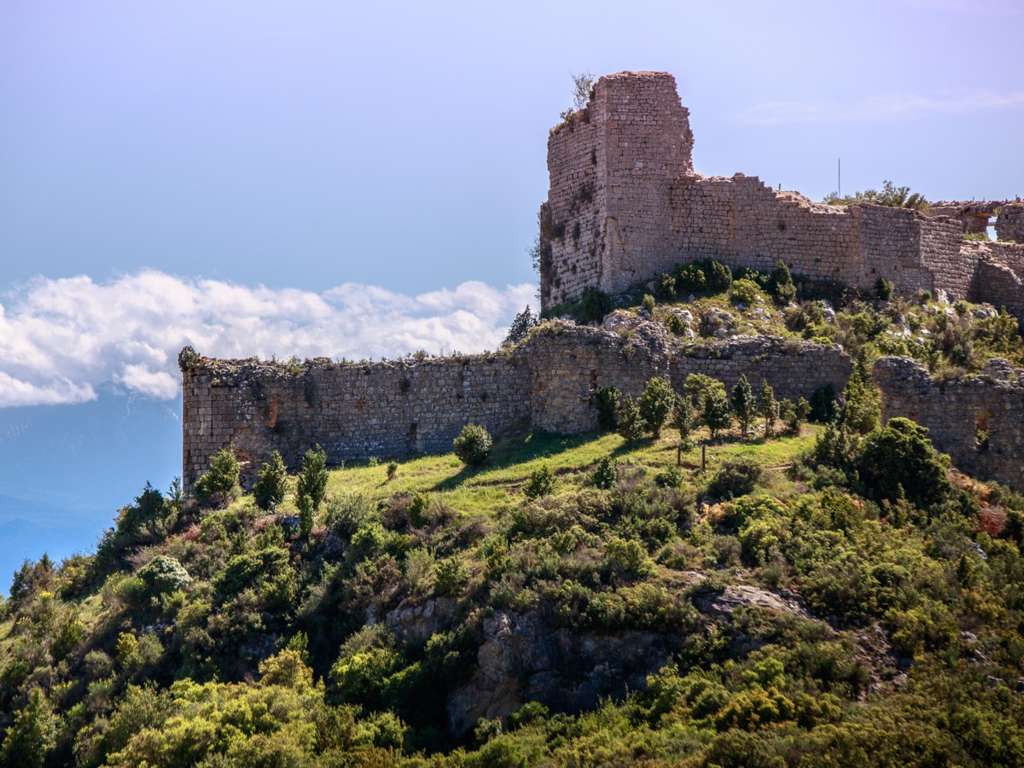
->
[193, 445, 329, 537]
[598, 374, 812, 446]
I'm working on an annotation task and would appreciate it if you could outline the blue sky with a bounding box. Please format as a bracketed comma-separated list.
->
[2, 0, 1022, 588]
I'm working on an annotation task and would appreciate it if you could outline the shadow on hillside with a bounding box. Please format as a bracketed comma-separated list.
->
[432, 431, 602, 491]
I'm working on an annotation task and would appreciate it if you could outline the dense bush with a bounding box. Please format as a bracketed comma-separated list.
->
[454, 424, 493, 466]
[857, 417, 950, 508]
[524, 465, 555, 499]
[638, 377, 676, 437]
[769, 260, 797, 305]
[193, 448, 240, 508]
[809, 384, 838, 423]
[707, 458, 762, 500]
[729, 278, 761, 306]
[254, 450, 288, 510]
[591, 456, 618, 489]
[617, 397, 648, 442]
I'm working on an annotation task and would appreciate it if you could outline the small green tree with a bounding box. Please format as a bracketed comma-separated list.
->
[730, 375, 757, 438]
[683, 373, 726, 408]
[193, 448, 240, 508]
[296, 445, 328, 538]
[454, 424, 492, 466]
[672, 395, 692, 441]
[672, 395, 693, 466]
[841, 360, 881, 434]
[780, 397, 811, 435]
[502, 306, 538, 347]
[590, 456, 618, 489]
[617, 397, 648, 442]
[253, 451, 288, 511]
[594, 386, 620, 431]
[638, 377, 676, 437]
[642, 293, 657, 315]
[769, 260, 797, 305]
[758, 381, 779, 438]
[524, 465, 555, 499]
[702, 389, 732, 439]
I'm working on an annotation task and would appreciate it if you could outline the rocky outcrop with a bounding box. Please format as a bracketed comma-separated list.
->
[447, 578, 812, 736]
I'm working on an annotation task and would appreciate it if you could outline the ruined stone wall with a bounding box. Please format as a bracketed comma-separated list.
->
[668, 175, 857, 285]
[182, 326, 852, 490]
[874, 357, 1024, 491]
[600, 72, 694, 296]
[182, 353, 531, 492]
[541, 70, 1005, 313]
[997, 203, 1024, 243]
[544, 99, 606, 309]
[543, 71, 694, 307]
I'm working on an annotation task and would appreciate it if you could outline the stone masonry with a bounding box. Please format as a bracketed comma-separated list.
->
[874, 357, 1024, 491]
[180, 326, 851, 492]
[182, 70, 1024, 495]
[541, 72, 1024, 323]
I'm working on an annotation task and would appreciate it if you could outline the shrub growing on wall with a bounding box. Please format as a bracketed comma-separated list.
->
[454, 424, 493, 466]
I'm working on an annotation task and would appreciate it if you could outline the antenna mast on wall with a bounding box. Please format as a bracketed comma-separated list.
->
[837, 158, 842, 198]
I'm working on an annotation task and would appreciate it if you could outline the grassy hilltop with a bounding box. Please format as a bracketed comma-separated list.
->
[2, 263, 1024, 767]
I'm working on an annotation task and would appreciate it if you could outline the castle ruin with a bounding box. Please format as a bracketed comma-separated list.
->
[540, 71, 1024, 320]
[180, 71, 1024, 494]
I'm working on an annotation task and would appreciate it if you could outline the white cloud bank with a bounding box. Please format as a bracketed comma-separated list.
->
[0, 271, 537, 407]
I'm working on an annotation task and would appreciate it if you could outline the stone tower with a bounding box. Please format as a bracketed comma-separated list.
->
[541, 71, 694, 310]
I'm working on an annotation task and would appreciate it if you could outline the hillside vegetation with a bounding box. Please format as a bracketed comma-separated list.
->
[3, 263, 1024, 767]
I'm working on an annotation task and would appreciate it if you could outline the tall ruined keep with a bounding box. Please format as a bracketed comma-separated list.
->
[540, 71, 1024, 318]
[180, 70, 1024, 494]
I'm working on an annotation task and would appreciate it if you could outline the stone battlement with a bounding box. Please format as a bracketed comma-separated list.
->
[541, 72, 1024, 321]
[180, 325, 851, 491]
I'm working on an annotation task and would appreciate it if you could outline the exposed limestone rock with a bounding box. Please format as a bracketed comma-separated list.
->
[699, 307, 737, 338]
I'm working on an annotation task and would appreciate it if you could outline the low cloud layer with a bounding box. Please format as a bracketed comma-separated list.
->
[0, 271, 536, 407]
